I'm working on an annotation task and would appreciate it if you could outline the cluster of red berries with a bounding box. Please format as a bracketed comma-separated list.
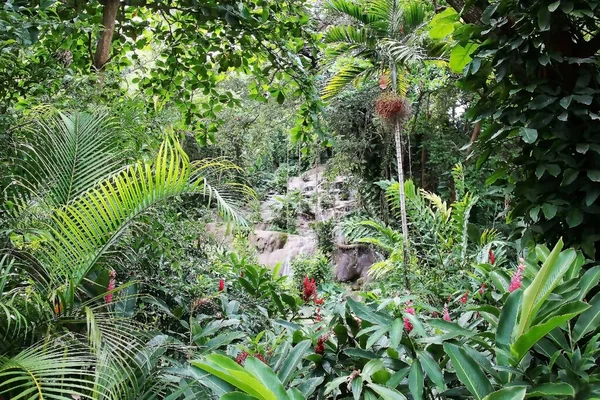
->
[375, 93, 408, 120]
[315, 334, 328, 355]
[235, 351, 267, 365]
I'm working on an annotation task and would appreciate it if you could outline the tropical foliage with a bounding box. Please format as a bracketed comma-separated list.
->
[2, 0, 600, 399]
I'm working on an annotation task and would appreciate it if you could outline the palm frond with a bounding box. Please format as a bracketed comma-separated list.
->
[324, 25, 374, 46]
[325, 0, 379, 25]
[7, 111, 124, 208]
[0, 338, 105, 400]
[322, 63, 373, 100]
[402, 1, 426, 31]
[381, 37, 426, 66]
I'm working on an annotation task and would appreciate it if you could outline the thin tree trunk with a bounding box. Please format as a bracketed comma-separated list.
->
[94, 0, 120, 72]
[390, 63, 410, 288]
[393, 118, 409, 243]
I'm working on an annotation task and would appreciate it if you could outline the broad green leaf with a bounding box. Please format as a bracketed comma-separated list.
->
[566, 209, 583, 228]
[193, 355, 274, 400]
[483, 386, 526, 400]
[511, 301, 589, 363]
[409, 360, 424, 400]
[537, 7, 550, 30]
[390, 318, 403, 348]
[548, 0, 560, 11]
[297, 377, 323, 397]
[542, 203, 557, 219]
[416, 351, 446, 391]
[516, 240, 575, 337]
[450, 43, 478, 73]
[587, 170, 600, 182]
[347, 298, 392, 325]
[428, 8, 458, 39]
[278, 340, 310, 385]
[526, 382, 574, 397]
[520, 127, 538, 143]
[367, 326, 389, 349]
[573, 292, 600, 341]
[362, 359, 384, 381]
[578, 266, 600, 300]
[443, 343, 493, 399]
[496, 290, 523, 348]
[352, 376, 363, 400]
[368, 383, 408, 400]
[428, 319, 476, 339]
[403, 313, 426, 337]
[221, 394, 256, 400]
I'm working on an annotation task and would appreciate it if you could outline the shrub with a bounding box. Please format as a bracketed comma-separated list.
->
[312, 218, 335, 256]
[291, 250, 331, 290]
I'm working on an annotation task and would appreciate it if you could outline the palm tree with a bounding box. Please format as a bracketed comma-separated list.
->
[321, 0, 428, 246]
[0, 111, 249, 399]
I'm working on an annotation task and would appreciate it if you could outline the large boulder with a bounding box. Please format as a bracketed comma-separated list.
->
[334, 246, 377, 282]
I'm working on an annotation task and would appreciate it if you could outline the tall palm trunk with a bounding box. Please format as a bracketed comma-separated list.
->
[390, 65, 409, 245]
[391, 63, 410, 289]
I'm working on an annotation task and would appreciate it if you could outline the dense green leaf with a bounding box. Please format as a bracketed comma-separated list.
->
[573, 292, 600, 341]
[443, 343, 493, 399]
[512, 301, 589, 363]
[409, 359, 424, 400]
[417, 351, 446, 391]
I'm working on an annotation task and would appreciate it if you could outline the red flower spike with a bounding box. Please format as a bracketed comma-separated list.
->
[219, 279, 225, 292]
[509, 258, 526, 293]
[255, 353, 267, 364]
[236, 351, 249, 365]
[315, 334, 328, 354]
[302, 276, 317, 302]
[479, 283, 485, 295]
[105, 270, 116, 303]
[314, 296, 325, 305]
[403, 317, 413, 333]
[489, 249, 496, 265]
[443, 304, 451, 322]
[460, 291, 469, 304]
[405, 301, 415, 316]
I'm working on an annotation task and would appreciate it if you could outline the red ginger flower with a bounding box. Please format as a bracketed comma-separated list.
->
[302, 276, 317, 302]
[403, 301, 415, 333]
[479, 283, 485, 295]
[443, 304, 451, 322]
[315, 334, 328, 354]
[509, 258, 526, 292]
[489, 249, 496, 265]
[405, 301, 415, 316]
[105, 270, 116, 303]
[460, 291, 469, 304]
[219, 279, 225, 291]
[236, 351, 249, 365]
[314, 296, 325, 305]
[254, 353, 267, 364]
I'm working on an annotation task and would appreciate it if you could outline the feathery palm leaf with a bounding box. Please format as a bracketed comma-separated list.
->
[6, 111, 123, 209]
[324, 26, 374, 46]
[0, 338, 106, 400]
[325, 0, 379, 25]
[322, 63, 372, 99]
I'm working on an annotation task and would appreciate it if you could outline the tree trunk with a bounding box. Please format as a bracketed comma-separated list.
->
[390, 62, 410, 288]
[94, 0, 120, 72]
[393, 118, 409, 244]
